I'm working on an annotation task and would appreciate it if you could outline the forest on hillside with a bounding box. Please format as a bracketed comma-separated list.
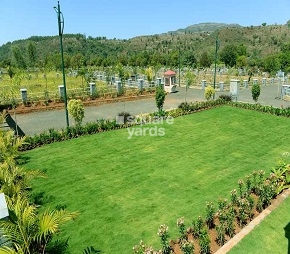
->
[1, 22, 290, 75]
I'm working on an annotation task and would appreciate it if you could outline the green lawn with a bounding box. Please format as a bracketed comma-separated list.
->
[229, 195, 290, 254]
[24, 106, 290, 253]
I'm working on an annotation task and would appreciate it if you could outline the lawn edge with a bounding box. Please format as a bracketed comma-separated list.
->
[215, 188, 290, 254]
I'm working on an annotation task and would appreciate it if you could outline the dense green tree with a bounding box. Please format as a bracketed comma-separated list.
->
[27, 41, 37, 67]
[51, 54, 61, 71]
[236, 55, 248, 68]
[182, 51, 196, 67]
[280, 43, 290, 73]
[199, 51, 212, 68]
[169, 51, 179, 67]
[263, 55, 281, 75]
[71, 53, 85, 69]
[7, 66, 15, 79]
[12, 46, 26, 69]
[220, 44, 238, 67]
[236, 44, 247, 57]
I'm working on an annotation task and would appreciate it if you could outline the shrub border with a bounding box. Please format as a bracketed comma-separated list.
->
[19, 100, 290, 151]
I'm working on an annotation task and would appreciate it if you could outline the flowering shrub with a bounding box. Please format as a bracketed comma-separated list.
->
[177, 217, 186, 240]
[205, 202, 215, 229]
[157, 224, 171, 254]
[192, 216, 204, 238]
[180, 240, 194, 254]
[133, 159, 290, 254]
[132, 240, 157, 254]
[204, 85, 215, 100]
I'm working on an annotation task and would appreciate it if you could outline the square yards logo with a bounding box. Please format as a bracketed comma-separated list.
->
[116, 115, 174, 139]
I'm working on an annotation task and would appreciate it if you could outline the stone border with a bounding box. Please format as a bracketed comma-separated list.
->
[215, 188, 290, 253]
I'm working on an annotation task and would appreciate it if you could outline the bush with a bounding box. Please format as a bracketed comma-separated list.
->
[219, 94, 232, 102]
[251, 83, 261, 102]
[204, 85, 215, 100]
[117, 112, 134, 124]
[205, 201, 215, 229]
[67, 99, 85, 126]
[155, 86, 166, 112]
[178, 102, 191, 111]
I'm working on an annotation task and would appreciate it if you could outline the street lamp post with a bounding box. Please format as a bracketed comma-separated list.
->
[54, 1, 69, 127]
[178, 46, 181, 87]
[213, 32, 219, 99]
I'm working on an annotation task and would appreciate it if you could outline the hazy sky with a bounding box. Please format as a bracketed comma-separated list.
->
[0, 0, 290, 46]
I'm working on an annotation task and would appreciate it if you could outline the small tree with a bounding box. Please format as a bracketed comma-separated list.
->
[184, 70, 196, 102]
[251, 83, 261, 102]
[204, 86, 215, 100]
[67, 99, 85, 126]
[145, 66, 153, 84]
[155, 85, 166, 114]
[77, 67, 89, 91]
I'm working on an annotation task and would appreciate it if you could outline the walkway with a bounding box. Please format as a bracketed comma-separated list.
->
[12, 85, 290, 136]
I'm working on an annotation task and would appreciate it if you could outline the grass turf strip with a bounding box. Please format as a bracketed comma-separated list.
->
[24, 106, 290, 253]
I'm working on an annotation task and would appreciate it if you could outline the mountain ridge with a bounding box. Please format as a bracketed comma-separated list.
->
[167, 22, 242, 35]
[1, 22, 290, 69]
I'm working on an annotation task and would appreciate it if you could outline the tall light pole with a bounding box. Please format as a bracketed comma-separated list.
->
[54, 1, 69, 127]
[213, 31, 219, 99]
[178, 46, 181, 87]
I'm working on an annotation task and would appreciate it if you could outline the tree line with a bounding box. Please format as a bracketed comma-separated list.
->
[1, 24, 290, 75]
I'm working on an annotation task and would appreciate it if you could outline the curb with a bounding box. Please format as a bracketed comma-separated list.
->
[215, 188, 290, 253]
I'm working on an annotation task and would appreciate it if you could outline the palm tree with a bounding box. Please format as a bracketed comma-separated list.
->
[0, 113, 78, 254]
[0, 128, 25, 164]
[0, 195, 78, 254]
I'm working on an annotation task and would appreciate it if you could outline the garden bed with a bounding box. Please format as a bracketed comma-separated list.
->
[167, 189, 289, 254]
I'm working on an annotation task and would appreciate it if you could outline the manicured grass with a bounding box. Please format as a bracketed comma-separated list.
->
[24, 106, 290, 253]
[229, 195, 290, 254]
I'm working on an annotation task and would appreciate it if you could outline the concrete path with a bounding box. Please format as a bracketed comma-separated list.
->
[12, 85, 290, 136]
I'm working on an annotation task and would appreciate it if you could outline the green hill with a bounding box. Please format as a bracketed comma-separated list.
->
[168, 22, 242, 34]
[0, 22, 290, 70]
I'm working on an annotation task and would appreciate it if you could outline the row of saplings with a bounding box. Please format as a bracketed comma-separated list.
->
[133, 161, 290, 254]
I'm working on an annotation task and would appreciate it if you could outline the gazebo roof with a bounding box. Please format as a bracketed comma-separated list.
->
[164, 70, 176, 76]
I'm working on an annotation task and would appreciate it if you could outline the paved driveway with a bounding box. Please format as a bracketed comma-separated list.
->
[12, 85, 290, 136]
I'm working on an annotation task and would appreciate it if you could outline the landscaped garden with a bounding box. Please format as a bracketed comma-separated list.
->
[228, 193, 290, 254]
[21, 105, 290, 253]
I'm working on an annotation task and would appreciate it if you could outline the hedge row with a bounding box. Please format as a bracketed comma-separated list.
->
[19, 99, 290, 151]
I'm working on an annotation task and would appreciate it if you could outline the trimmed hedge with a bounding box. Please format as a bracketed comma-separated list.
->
[228, 102, 290, 117]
